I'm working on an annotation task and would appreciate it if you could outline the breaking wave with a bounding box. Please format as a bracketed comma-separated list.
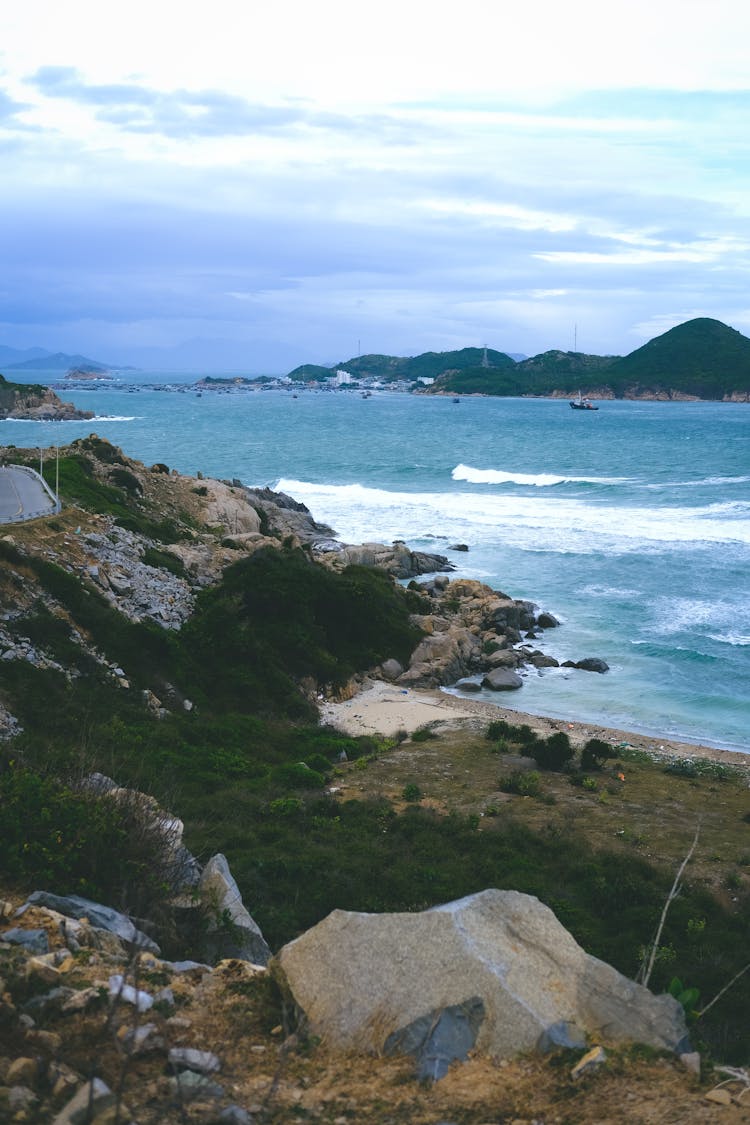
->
[452, 463, 629, 487]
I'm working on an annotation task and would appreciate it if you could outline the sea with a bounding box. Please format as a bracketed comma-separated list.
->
[2, 372, 749, 755]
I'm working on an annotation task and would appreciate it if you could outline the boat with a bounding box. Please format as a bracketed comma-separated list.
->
[570, 391, 598, 411]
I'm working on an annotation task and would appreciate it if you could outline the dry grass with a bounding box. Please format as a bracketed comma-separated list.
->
[335, 725, 750, 900]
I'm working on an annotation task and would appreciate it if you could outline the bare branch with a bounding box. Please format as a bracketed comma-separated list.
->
[697, 962, 750, 1021]
[639, 819, 701, 989]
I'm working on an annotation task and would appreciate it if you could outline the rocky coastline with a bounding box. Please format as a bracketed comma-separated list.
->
[0, 378, 93, 421]
[1, 438, 749, 1121]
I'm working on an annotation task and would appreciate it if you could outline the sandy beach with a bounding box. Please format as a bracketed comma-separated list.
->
[320, 678, 750, 770]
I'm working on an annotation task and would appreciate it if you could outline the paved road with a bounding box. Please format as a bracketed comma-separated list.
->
[0, 465, 60, 523]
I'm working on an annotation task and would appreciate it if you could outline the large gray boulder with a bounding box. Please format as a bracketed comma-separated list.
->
[198, 854, 271, 966]
[482, 668, 523, 691]
[273, 890, 689, 1062]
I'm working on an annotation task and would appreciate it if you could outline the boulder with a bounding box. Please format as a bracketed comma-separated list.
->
[562, 658, 610, 674]
[380, 658, 404, 682]
[481, 668, 523, 691]
[273, 890, 689, 1062]
[24, 892, 159, 953]
[198, 854, 271, 966]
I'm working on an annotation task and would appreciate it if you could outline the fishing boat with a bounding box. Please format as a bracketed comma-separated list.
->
[570, 391, 598, 411]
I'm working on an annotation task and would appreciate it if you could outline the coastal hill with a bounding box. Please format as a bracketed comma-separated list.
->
[289, 318, 750, 400]
[0, 437, 749, 1119]
[0, 373, 94, 420]
[289, 347, 517, 385]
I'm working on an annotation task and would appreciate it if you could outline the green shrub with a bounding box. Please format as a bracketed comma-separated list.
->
[402, 783, 422, 802]
[486, 719, 513, 741]
[581, 738, 615, 771]
[411, 725, 437, 742]
[515, 724, 539, 748]
[271, 762, 327, 789]
[500, 770, 542, 797]
[143, 546, 187, 578]
[109, 467, 142, 495]
[0, 763, 173, 918]
[532, 732, 574, 771]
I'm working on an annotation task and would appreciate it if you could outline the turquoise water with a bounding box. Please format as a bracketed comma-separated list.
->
[3, 383, 749, 753]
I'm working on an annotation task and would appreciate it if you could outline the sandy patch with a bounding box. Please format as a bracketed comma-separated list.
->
[320, 678, 750, 770]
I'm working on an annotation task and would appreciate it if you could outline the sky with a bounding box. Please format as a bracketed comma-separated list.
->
[3, 0, 750, 372]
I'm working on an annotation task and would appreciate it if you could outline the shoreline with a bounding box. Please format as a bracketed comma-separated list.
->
[320, 679, 750, 771]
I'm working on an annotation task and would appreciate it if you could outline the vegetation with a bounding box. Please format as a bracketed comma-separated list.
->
[0, 373, 47, 410]
[0, 445, 749, 1065]
[285, 319, 750, 399]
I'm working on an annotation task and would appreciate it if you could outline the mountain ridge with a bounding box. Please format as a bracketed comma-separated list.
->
[287, 319, 750, 400]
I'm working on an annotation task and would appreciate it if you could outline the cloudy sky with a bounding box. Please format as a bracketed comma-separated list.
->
[2, 0, 750, 372]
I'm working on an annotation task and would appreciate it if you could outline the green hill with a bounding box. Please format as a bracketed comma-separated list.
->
[288, 320, 750, 400]
[605, 318, 750, 399]
[289, 348, 516, 385]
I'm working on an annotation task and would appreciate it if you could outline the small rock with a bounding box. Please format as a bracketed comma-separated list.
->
[8, 1085, 38, 1113]
[118, 1022, 164, 1056]
[705, 1087, 733, 1105]
[51, 1077, 114, 1124]
[168, 1046, 220, 1075]
[1, 928, 49, 955]
[6, 1057, 37, 1086]
[570, 1045, 607, 1080]
[169, 1070, 224, 1100]
[47, 1061, 80, 1100]
[219, 1107, 253, 1125]
[25, 1028, 62, 1053]
[26, 956, 62, 984]
[680, 1050, 701, 1076]
[108, 974, 153, 1011]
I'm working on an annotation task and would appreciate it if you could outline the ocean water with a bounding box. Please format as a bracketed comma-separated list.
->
[3, 380, 749, 754]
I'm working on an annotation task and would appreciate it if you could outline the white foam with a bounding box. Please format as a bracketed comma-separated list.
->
[644, 475, 750, 490]
[707, 633, 750, 647]
[275, 478, 750, 554]
[452, 463, 629, 487]
[0, 415, 137, 423]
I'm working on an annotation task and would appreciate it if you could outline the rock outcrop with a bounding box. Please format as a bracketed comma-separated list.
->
[0, 378, 93, 420]
[313, 539, 453, 578]
[274, 889, 689, 1062]
[198, 854, 271, 966]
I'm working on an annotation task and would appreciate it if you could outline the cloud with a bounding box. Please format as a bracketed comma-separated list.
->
[26, 66, 419, 143]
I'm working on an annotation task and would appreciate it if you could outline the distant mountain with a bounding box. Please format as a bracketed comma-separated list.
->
[0, 345, 51, 366]
[6, 351, 110, 372]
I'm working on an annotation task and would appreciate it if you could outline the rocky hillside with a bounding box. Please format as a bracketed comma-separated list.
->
[1, 436, 750, 1122]
[0, 375, 93, 420]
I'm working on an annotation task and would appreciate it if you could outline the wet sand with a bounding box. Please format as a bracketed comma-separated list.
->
[319, 678, 750, 771]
